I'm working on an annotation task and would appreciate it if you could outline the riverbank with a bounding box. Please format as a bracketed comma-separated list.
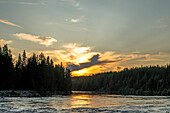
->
[0, 90, 40, 97]
[0, 90, 72, 97]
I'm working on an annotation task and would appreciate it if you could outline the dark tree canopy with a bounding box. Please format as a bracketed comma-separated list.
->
[0, 45, 72, 96]
[1, 44, 170, 96]
[72, 65, 170, 96]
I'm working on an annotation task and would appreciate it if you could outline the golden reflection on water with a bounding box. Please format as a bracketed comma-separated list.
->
[22, 92, 168, 111]
[70, 93, 122, 108]
[71, 94, 92, 108]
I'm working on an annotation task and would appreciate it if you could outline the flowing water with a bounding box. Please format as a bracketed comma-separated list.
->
[0, 91, 170, 113]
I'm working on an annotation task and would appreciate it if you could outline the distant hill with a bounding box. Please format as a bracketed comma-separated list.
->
[72, 65, 170, 96]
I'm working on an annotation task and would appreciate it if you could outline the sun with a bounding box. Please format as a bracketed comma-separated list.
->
[71, 69, 88, 77]
[71, 65, 100, 77]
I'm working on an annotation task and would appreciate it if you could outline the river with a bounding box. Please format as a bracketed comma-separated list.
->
[0, 91, 170, 113]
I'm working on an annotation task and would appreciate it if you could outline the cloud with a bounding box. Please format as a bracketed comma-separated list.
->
[0, 19, 23, 29]
[66, 18, 80, 23]
[71, 19, 79, 23]
[63, 43, 91, 54]
[67, 54, 122, 71]
[66, 15, 85, 23]
[13, 33, 57, 46]
[0, 39, 13, 45]
[40, 43, 98, 66]
[0, 1, 45, 5]
[38, 43, 166, 76]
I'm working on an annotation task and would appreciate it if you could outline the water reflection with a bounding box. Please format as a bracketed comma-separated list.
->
[71, 94, 91, 108]
[70, 91, 123, 108]
[0, 91, 170, 112]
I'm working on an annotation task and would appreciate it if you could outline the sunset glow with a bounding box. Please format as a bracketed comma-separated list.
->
[74, 56, 88, 64]
[71, 69, 89, 77]
[0, 1, 169, 112]
[0, 0, 170, 76]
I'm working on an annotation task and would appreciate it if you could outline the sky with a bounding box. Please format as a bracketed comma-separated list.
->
[0, 0, 170, 76]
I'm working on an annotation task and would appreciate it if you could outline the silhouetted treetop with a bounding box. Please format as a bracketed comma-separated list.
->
[0, 45, 72, 95]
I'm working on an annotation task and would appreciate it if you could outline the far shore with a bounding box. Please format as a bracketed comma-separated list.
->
[0, 90, 40, 97]
[0, 90, 72, 97]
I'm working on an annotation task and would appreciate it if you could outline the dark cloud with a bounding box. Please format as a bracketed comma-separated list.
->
[38, 37, 52, 41]
[117, 66, 122, 70]
[67, 54, 122, 71]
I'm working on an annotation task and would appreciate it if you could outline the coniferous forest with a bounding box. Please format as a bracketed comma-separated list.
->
[72, 66, 170, 96]
[0, 45, 72, 96]
[1, 44, 170, 96]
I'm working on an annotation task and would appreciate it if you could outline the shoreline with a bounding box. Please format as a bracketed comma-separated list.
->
[0, 90, 72, 97]
[72, 90, 170, 96]
[1, 90, 169, 97]
[0, 90, 40, 97]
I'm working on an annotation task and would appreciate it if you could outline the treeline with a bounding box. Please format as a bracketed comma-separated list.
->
[0, 45, 72, 96]
[72, 65, 170, 96]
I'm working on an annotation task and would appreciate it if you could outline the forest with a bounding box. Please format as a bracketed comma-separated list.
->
[0, 45, 72, 96]
[72, 65, 170, 96]
[1, 44, 170, 96]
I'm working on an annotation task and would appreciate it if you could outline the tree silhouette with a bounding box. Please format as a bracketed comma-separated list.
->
[72, 65, 170, 96]
[0, 45, 72, 95]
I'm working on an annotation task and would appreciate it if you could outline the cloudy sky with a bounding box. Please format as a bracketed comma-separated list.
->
[0, 0, 170, 76]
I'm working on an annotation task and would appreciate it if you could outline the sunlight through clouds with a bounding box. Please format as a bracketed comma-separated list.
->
[7, 42, 166, 77]
[0, 0, 170, 77]
[38, 43, 166, 76]
[63, 43, 91, 55]
[41, 43, 98, 66]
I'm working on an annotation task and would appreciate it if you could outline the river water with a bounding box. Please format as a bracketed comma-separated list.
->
[0, 91, 170, 113]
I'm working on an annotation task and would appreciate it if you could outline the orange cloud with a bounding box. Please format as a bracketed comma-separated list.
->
[71, 65, 124, 77]
[0, 19, 23, 29]
[38, 43, 166, 76]
[41, 43, 98, 67]
[0, 39, 13, 45]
